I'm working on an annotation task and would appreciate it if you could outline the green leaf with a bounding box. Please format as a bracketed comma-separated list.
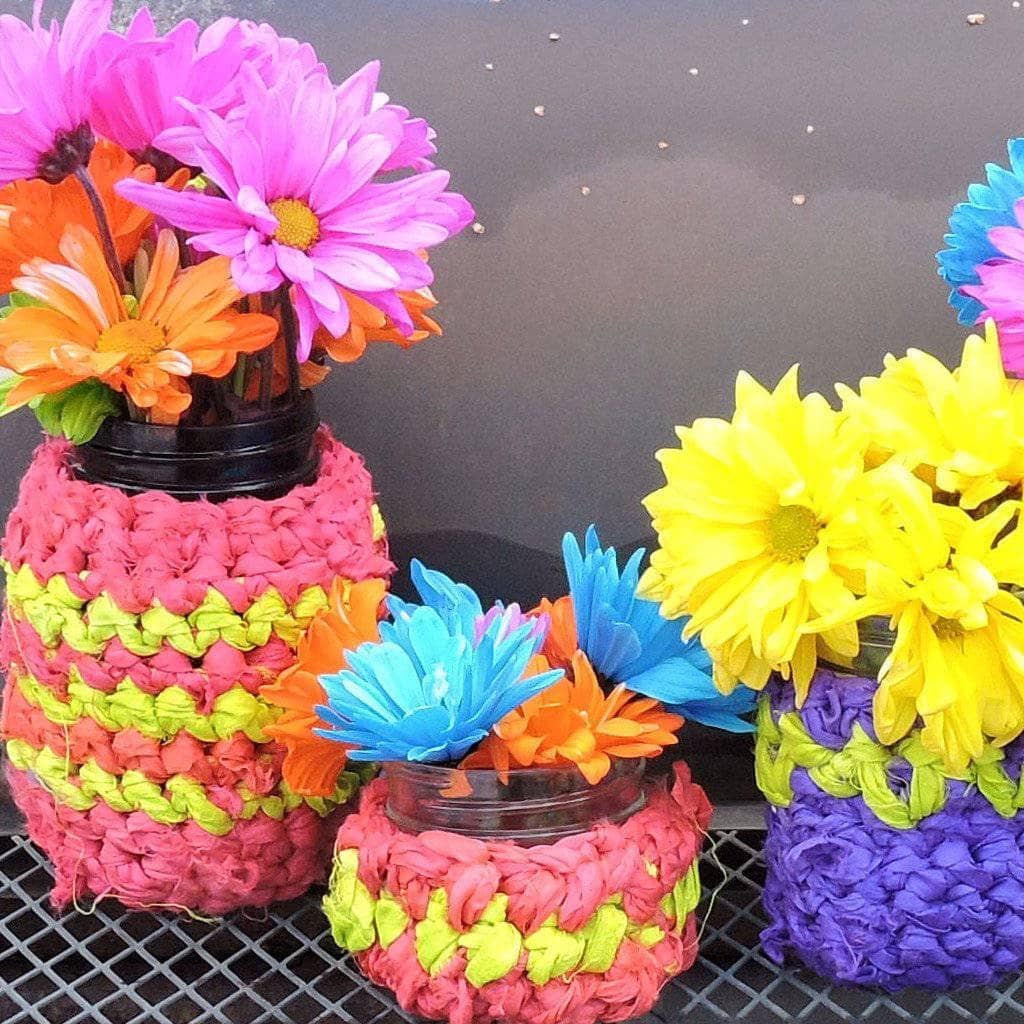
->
[8, 291, 46, 309]
[33, 379, 122, 444]
[0, 372, 25, 414]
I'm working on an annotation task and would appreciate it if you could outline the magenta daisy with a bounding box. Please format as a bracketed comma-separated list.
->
[117, 61, 472, 359]
[0, 0, 111, 186]
[960, 198, 1024, 371]
[88, 9, 253, 169]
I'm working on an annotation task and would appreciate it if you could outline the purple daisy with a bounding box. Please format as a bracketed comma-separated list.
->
[0, 0, 111, 186]
[117, 61, 472, 359]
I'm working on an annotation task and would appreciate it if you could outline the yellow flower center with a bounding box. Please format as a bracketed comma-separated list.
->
[270, 198, 320, 251]
[95, 320, 166, 361]
[767, 505, 820, 562]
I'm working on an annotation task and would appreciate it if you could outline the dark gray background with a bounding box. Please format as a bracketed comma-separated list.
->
[0, 0, 1019, 799]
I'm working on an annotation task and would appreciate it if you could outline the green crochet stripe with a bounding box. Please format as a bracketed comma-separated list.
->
[5, 563, 330, 657]
[755, 700, 1024, 829]
[5, 737, 358, 836]
[15, 666, 282, 743]
[324, 848, 701, 988]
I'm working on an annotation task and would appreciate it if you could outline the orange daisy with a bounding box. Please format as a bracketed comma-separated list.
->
[262, 578, 387, 797]
[532, 595, 578, 670]
[315, 285, 442, 364]
[0, 140, 187, 292]
[0, 226, 278, 422]
[462, 650, 684, 784]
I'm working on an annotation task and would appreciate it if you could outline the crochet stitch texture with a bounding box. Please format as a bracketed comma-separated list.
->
[325, 762, 711, 1024]
[1, 429, 393, 913]
[760, 671, 1024, 990]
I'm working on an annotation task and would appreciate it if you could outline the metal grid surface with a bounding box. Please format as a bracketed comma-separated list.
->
[2, 826, 1024, 1024]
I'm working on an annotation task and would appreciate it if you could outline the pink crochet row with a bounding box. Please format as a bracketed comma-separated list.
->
[3, 429, 393, 612]
[331, 763, 711, 1024]
[3, 616, 293, 704]
[2, 682, 285, 795]
[360, 921, 696, 1024]
[8, 766, 341, 914]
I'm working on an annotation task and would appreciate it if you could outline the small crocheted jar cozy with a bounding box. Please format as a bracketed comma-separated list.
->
[757, 669, 1024, 991]
[0, 427, 394, 914]
[323, 761, 711, 1024]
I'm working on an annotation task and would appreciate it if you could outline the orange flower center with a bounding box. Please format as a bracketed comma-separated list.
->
[96, 319, 166, 361]
[270, 198, 320, 251]
[767, 505, 819, 562]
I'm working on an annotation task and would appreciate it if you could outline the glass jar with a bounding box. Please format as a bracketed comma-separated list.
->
[383, 759, 647, 846]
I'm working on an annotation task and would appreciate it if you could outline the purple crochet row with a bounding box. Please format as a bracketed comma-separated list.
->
[761, 670, 1024, 991]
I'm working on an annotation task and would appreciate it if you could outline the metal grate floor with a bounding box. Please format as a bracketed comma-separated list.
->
[2, 824, 1024, 1024]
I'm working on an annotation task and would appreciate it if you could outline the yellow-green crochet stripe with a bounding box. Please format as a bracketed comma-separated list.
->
[755, 700, 1024, 829]
[5, 737, 357, 835]
[323, 848, 701, 988]
[4, 563, 331, 657]
[14, 666, 281, 743]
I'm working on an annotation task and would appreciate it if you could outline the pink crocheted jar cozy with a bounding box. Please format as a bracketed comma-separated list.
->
[0, 427, 394, 914]
[324, 762, 711, 1024]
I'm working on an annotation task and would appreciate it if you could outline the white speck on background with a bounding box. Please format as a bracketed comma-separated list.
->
[484, 62, 495, 70]
[534, 105, 546, 117]
[548, 32, 561, 42]
[806, 125, 815, 134]
[471, 222, 486, 235]
[688, 67, 700, 76]
[791, 194, 807, 206]
[579, 185, 591, 196]
[966, 12, 987, 24]
[657, 140, 670, 150]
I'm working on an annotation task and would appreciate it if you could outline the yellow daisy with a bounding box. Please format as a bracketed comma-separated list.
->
[838, 321, 1024, 509]
[640, 366, 868, 701]
[807, 464, 1024, 771]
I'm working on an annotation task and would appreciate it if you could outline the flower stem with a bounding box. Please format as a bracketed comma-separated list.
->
[257, 346, 273, 411]
[124, 394, 147, 424]
[74, 166, 127, 293]
[276, 284, 301, 404]
[232, 354, 248, 398]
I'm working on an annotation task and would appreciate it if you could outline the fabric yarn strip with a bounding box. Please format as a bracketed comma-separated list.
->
[1, 430, 393, 913]
[760, 670, 1024, 991]
[325, 762, 710, 1024]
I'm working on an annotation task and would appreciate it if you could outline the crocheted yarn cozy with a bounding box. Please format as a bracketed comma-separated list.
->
[757, 670, 1024, 991]
[324, 762, 711, 1024]
[0, 428, 393, 914]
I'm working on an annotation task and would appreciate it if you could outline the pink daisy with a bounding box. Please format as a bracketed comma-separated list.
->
[88, 9, 253, 166]
[117, 61, 472, 359]
[0, 0, 111, 185]
[962, 200, 1024, 371]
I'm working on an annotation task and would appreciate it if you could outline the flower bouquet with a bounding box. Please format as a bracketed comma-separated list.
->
[640, 319, 1024, 990]
[264, 527, 754, 1024]
[0, 0, 470, 914]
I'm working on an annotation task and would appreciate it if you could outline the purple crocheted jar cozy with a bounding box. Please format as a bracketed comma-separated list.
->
[758, 668, 1024, 991]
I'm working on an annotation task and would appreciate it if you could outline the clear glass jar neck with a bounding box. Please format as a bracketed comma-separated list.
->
[383, 759, 647, 846]
[821, 615, 894, 678]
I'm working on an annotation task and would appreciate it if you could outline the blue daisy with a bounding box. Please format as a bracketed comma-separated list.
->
[938, 138, 1024, 325]
[563, 525, 756, 732]
[315, 568, 562, 763]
